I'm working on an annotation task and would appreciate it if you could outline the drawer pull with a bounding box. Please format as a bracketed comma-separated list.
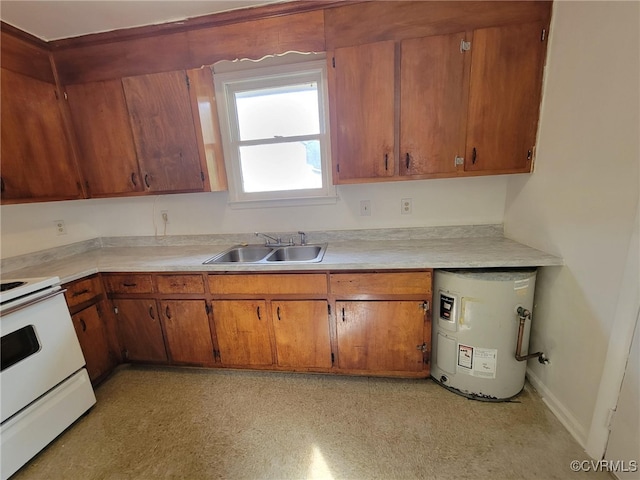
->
[123, 282, 137, 287]
[165, 305, 172, 319]
[149, 306, 155, 320]
[72, 288, 90, 297]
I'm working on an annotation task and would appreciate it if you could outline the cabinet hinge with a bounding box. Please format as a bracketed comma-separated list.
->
[114, 306, 119, 314]
[205, 303, 212, 315]
[454, 156, 464, 166]
[422, 300, 430, 312]
[63, 91, 68, 100]
[332, 57, 336, 68]
[541, 28, 547, 42]
[460, 39, 471, 52]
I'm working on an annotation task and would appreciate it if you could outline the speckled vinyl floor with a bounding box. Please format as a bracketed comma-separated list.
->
[12, 366, 610, 480]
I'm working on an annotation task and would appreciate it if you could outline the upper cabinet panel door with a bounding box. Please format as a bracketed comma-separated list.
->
[122, 70, 205, 193]
[1, 68, 82, 202]
[66, 80, 142, 196]
[400, 33, 468, 176]
[465, 22, 548, 173]
[330, 41, 396, 182]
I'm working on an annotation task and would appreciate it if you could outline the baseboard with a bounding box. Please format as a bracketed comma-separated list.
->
[526, 367, 590, 451]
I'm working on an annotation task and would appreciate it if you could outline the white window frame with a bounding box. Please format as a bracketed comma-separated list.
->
[213, 54, 336, 208]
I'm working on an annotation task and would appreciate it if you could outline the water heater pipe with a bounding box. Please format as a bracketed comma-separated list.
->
[515, 307, 546, 363]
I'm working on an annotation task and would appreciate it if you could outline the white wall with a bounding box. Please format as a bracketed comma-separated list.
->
[504, 1, 639, 449]
[0, 175, 508, 258]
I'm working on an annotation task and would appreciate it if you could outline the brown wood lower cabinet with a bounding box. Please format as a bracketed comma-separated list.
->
[71, 303, 116, 382]
[160, 300, 215, 365]
[335, 300, 429, 373]
[271, 300, 332, 369]
[113, 298, 168, 363]
[102, 270, 432, 378]
[212, 300, 273, 367]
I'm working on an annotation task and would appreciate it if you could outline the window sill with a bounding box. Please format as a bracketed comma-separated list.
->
[227, 195, 338, 209]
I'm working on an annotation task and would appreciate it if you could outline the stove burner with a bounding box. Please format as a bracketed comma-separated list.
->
[1, 281, 27, 292]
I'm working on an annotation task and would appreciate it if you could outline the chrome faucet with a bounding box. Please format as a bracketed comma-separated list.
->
[298, 231, 307, 245]
[255, 232, 282, 246]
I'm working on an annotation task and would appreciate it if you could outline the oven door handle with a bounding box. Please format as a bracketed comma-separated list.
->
[0, 288, 65, 317]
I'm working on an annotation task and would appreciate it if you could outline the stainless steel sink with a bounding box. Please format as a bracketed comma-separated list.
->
[203, 245, 274, 264]
[265, 245, 324, 262]
[204, 244, 327, 264]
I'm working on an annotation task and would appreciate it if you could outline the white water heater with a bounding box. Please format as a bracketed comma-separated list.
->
[431, 268, 538, 401]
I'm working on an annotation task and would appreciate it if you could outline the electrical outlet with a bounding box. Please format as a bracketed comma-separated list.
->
[360, 200, 371, 216]
[401, 198, 413, 215]
[161, 210, 169, 224]
[54, 220, 67, 236]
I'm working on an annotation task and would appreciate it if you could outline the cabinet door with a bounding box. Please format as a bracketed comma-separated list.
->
[1, 68, 82, 201]
[400, 33, 467, 176]
[465, 22, 547, 173]
[122, 70, 205, 193]
[160, 300, 215, 365]
[336, 301, 427, 373]
[272, 301, 332, 369]
[113, 299, 168, 362]
[212, 300, 273, 366]
[66, 79, 142, 196]
[71, 304, 115, 382]
[330, 41, 395, 181]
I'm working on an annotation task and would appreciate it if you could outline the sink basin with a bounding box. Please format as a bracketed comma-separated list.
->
[204, 244, 327, 264]
[265, 245, 325, 262]
[204, 245, 273, 264]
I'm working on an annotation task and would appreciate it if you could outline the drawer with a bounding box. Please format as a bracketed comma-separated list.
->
[104, 274, 154, 294]
[330, 271, 432, 296]
[64, 275, 102, 307]
[209, 274, 327, 296]
[156, 274, 205, 294]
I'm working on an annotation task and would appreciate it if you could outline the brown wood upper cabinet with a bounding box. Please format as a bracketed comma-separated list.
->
[66, 79, 142, 196]
[329, 21, 548, 183]
[65, 69, 224, 197]
[1, 68, 83, 202]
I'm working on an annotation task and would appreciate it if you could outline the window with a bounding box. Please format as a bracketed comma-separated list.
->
[213, 54, 335, 207]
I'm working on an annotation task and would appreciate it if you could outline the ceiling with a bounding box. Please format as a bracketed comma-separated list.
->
[0, 1, 283, 41]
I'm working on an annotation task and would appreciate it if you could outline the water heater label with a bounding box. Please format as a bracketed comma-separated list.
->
[457, 344, 497, 378]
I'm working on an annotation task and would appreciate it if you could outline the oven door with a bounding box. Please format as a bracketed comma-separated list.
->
[1, 291, 87, 423]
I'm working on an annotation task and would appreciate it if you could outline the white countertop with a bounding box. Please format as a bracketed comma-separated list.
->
[1, 234, 562, 285]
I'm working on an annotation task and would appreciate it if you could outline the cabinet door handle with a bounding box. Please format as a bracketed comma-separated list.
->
[144, 174, 151, 188]
[80, 318, 87, 332]
[277, 306, 281, 321]
[131, 172, 138, 187]
[384, 154, 388, 171]
[256, 306, 261, 320]
[0, 176, 4, 193]
[149, 306, 155, 320]
[72, 288, 90, 297]
[341, 307, 346, 322]
[406, 153, 410, 170]
[165, 305, 172, 319]
[472, 147, 477, 164]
